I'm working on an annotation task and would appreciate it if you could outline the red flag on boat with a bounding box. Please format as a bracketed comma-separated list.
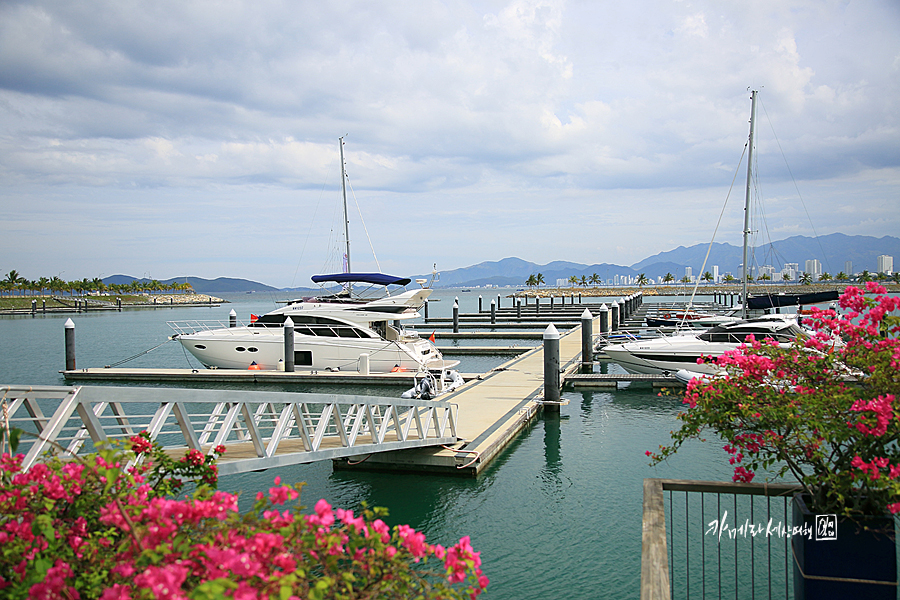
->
[250, 314, 258, 322]
[429, 331, 435, 343]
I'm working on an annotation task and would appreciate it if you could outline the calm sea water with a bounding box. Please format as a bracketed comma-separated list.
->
[0, 289, 754, 599]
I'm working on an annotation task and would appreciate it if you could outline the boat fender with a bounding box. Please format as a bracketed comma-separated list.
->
[391, 365, 407, 372]
[248, 361, 261, 370]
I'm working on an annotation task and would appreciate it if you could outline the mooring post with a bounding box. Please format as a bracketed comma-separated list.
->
[581, 308, 593, 373]
[358, 353, 370, 375]
[424, 299, 429, 320]
[478, 295, 483, 313]
[536, 296, 541, 317]
[550, 296, 554, 310]
[453, 300, 459, 333]
[543, 324, 561, 409]
[490, 300, 496, 324]
[42, 299, 46, 314]
[497, 294, 501, 309]
[598, 303, 609, 334]
[64, 318, 75, 371]
[31, 300, 36, 316]
[611, 299, 619, 331]
[117, 297, 121, 311]
[283, 317, 295, 372]
[516, 299, 521, 320]
[579, 292, 582, 304]
[229, 309, 237, 328]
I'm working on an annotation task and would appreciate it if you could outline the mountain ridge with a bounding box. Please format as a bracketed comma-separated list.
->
[104, 234, 899, 291]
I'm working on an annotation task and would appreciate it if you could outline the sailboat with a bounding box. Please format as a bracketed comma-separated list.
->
[169, 138, 451, 374]
[606, 91, 821, 375]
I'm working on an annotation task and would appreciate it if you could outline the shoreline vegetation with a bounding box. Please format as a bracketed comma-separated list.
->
[0, 293, 225, 314]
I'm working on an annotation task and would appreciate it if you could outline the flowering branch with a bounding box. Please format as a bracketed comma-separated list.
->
[0, 431, 488, 598]
[648, 283, 900, 517]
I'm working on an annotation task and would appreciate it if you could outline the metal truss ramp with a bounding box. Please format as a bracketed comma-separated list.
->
[0, 385, 458, 476]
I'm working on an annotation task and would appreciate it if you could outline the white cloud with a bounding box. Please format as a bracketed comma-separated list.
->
[0, 0, 898, 286]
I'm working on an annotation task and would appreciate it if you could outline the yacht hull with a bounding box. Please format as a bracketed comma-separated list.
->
[603, 341, 726, 375]
[176, 328, 438, 372]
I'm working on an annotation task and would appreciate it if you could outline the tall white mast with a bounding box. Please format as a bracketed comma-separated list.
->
[339, 136, 351, 274]
[742, 90, 757, 319]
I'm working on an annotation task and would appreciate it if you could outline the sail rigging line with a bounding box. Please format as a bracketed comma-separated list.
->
[344, 175, 383, 274]
[759, 97, 832, 275]
[289, 153, 338, 291]
[682, 139, 750, 325]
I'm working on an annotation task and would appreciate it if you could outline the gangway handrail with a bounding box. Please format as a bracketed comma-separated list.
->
[0, 385, 458, 477]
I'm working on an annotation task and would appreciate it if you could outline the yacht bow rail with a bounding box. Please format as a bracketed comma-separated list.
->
[0, 385, 458, 476]
[168, 320, 243, 335]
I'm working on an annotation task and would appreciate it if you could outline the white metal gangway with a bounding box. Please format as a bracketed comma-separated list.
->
[0, 385, 458, 476]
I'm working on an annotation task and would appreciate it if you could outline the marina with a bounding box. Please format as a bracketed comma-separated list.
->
[0, 287, 867, 599]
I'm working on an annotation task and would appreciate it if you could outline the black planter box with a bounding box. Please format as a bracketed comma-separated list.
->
[792, 494, 897, 600]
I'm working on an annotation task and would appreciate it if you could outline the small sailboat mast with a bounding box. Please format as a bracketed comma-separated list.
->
[741, 89, 758, 319]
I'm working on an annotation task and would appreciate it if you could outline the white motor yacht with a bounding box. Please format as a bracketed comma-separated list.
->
[169, 273, 447, 373]
[603, 315, 814, 376]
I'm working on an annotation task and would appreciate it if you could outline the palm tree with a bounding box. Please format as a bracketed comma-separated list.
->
[663, 272, 674, 285]
[568, 275, 578, 288]
[757, 274, 771, 282]
[820, 272, 832, 282]
[892, 272, 900, 285]
[535, 273, 545, 287]
[723, 274, 736, 283]
[637, 273, 648, 287]
[799, 272, 812, 285]
[859, 270, 872, 282]
[702, 271, 713, 284]
[579, 275, 588, 288]
[589, 273, 600, 287]
[525, 274, 537, 289]
[4, 271, 23, 296]
[680, 276, 691, 284]
[836, 271, 847, 282]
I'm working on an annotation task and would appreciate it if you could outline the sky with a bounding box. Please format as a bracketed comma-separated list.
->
[1, 0, 898, 289]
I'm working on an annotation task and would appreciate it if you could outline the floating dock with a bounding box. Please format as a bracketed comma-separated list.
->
[334, 314, 599, 476]
[63, 368, 481, 387]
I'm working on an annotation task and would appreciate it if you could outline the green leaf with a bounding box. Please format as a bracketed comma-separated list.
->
[7, 428, 22, 453]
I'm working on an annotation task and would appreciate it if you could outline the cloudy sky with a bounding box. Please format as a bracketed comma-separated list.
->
[1, 0, 898, 288]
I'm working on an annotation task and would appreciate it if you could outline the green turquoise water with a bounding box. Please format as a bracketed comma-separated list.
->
[0, 289, 752, 598]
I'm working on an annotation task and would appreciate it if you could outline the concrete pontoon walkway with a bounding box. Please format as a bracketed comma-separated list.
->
[335, 314, 599, 476]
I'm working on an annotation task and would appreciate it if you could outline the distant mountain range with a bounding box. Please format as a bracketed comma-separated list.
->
[415, 233, 899, 287]
[105, 234, 899, 292]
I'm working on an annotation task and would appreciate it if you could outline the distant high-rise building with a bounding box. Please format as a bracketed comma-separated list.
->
[685, 266, 693, 279]
[712, 266, 719, 283]
[844, 261, 853, 277]
[877, 255, 893, 275]
[805, 259, 822, 279]
[783, 263, 799, 281]
[758, 265, 776, 280]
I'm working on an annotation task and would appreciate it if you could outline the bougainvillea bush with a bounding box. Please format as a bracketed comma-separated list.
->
[0, 432, 488, 599]
[648, 282, 900, 517]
